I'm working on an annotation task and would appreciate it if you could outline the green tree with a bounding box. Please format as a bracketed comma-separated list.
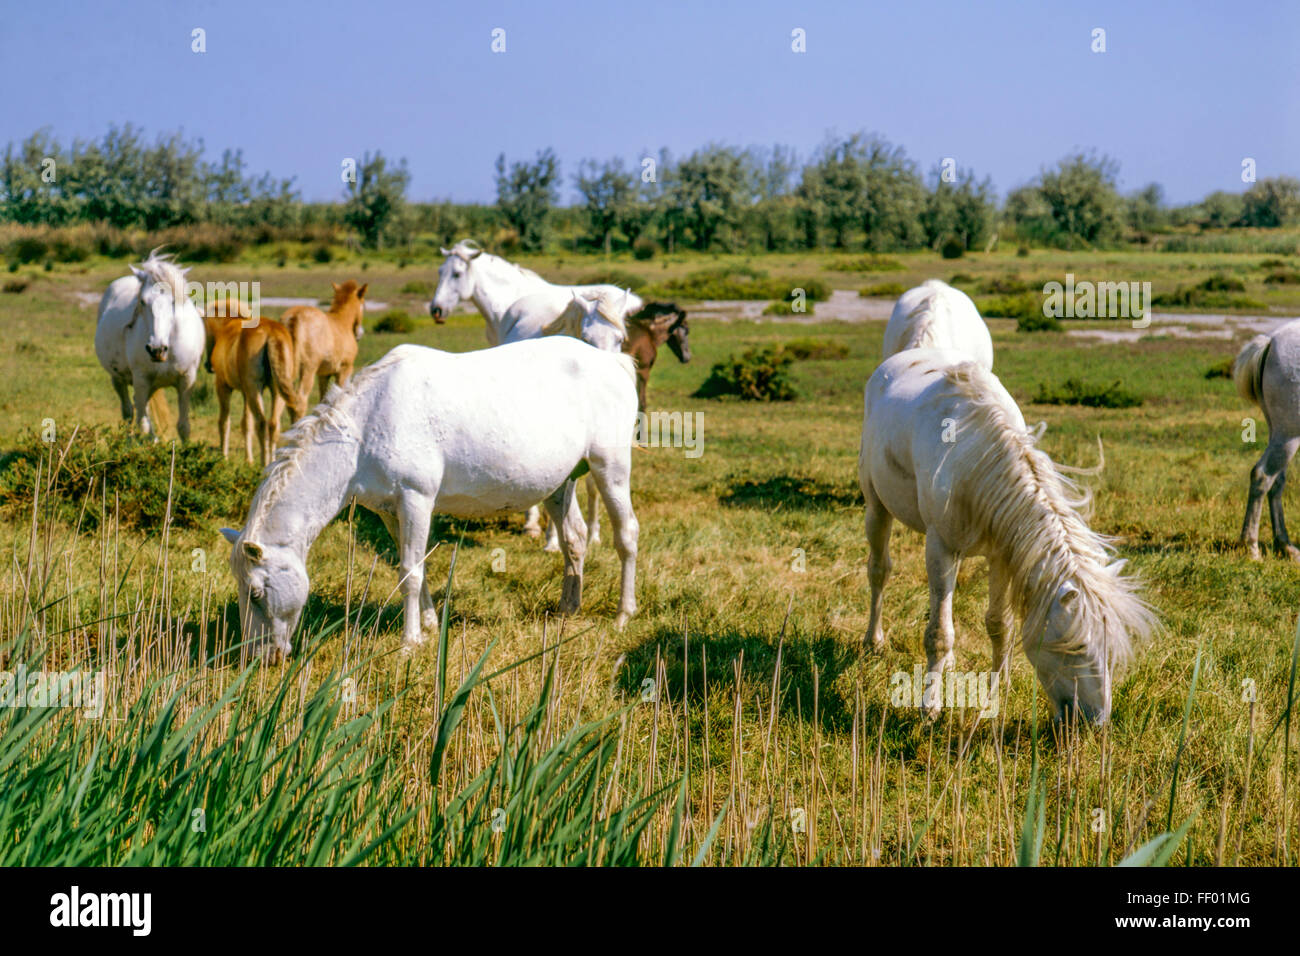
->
[1035, 152, 1123, 246]
[922, 167, 995, 251]
[669, 145, 753, 250]
[495, 149, 560, 251]
[343, 151, 410, 249]
[573, 157, 634, 253]
[1124, 182, 1167, 234]
[1239, 176, 1300, 228]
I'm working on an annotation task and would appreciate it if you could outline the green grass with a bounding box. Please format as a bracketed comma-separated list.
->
[2, 255, 1299, 866]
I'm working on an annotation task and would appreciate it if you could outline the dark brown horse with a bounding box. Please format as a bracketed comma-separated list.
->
[623, 303, 690, 412]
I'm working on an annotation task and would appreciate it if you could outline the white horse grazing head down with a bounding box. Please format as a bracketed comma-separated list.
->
[883, 279, 994, 371]
[223, 338, 641, 659]
[94, 249, 206, 440]
[858, 349, 1155, 723]
[541, 289, 633, 353]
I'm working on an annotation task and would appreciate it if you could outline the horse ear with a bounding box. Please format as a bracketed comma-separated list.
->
[466, 247, 482, 260]
[357, 283, 368, 298]
[1106, 559, 1128, 576]
[220, 527, 241, 545]
[331, 282, 340, 292]
[129, 264, 145, 280]
[242, 540, 265, 563]
[440, 247, 452, 256]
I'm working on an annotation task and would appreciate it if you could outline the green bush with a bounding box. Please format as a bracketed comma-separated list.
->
[976, 292, 1043, 321]
[0, 425, 261, 530]
[374, 309, 415, 334]
[859, 282, 906, 297]
[781, 338, 849, 360]
[2, 278, 29, 294]
[692, 346, 797, 401]
[762, 299, 814, 316]
[1264, 270, 1300, 285]
[826, 255, 905, 273]
[1204, 357, 1234, 379]
[1152, 275, 1266, 310]
[642, 267, 827, 302]
[399, 279, 433, 295]
[1016, 243, 1031, 257]
[579, 268, 647, 292]
[948, 273, 976, 286]
[632, 236, 657, 260]
[1031, 378, 1142, 408]
[312, 244, 333, 263]
[940, 236, 965, 259]
[1017, 311, 1063, 332]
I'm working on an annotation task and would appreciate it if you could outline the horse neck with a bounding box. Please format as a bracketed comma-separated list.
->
[247, 423, 364, 557]
[472, 257, 546, 322]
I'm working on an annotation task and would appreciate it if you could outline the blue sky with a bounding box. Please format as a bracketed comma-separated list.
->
[2, 0, 1295, 204]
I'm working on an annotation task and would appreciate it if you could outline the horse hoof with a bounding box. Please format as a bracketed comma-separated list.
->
[524, 526, 542, 539]
[543, 541, 561, 553]
[421, 609, 440, 632]
[589, 532, 602, 546]
[1282, 545, 1300, 565]
[863, 631, 885, 653]
[614, 611, 632, 631]
[401, 635, 425, 654]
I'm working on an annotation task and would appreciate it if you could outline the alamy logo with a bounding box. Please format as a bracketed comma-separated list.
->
[1042, 274, 1151, 329]
[50, 886, 151, 936]
[889, 665, 1000, 717]
[0, 668, 103, 718]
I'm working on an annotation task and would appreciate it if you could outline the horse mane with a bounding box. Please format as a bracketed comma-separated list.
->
[629, 302, 685, 333]
[900, 280, 951, 350]
[943, 361, 1155, 673]
[583, 288, 630, 334]
[450, 239, 543, 282]
[246, 350, 405, 534]
[135, 249, 189, 304]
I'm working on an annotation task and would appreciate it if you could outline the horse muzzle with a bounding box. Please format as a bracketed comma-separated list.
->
[429, 304, 446, 323]
[146, 345, 169, 363]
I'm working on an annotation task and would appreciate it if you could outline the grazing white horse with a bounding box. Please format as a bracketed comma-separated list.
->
[222, 337, 640, 657]
[1233, 321, 1300, 561]
[501, 288, 634, 551]
[94, 251, 205, 439]
[859, 349, 1154, 723]
[883, 279, 994, 370]
[426, 239, 644, 345]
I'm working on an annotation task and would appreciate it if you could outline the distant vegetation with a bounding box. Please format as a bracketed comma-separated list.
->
[3, 126, 1298, 264]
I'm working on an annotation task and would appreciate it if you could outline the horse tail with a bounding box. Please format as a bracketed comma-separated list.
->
[1232, 334, 1272, 407]
[267, 327, 305, 418]
[146, 390, 173, 437]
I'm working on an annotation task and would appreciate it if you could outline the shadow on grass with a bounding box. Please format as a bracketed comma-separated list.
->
[617, 624, 859, 732]
[345, 506, 525, 560]
[719, 475, 861, 511]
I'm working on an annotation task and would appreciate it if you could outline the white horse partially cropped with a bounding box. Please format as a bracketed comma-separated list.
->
[427, 239, 644, 345]
[858, 348, 1155, 723]
[501, 288, 634, 551]
[1233, 321, 1300, 562]
[883, 279, 994, 370]
[94, 250, 205, 439]
[222, 337, 640, 658]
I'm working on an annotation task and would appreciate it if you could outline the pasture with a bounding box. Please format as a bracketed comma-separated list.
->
[2, 249, 1298, 865]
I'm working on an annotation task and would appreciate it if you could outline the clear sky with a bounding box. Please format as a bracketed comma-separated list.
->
[2, 0, 1295, 205]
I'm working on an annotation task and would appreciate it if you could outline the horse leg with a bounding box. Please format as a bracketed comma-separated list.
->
[131, 372, 154, 437]
[542, 480, 587, 616]
[246, 386, 269, 468]
[588, 459, 639, 629]
[1240, 436, 1290, 560]
[217, 382, 233, 458]
[266, 390, 285, 463]
[176, 379, 193, 442]
[396, 492, 435, 647]
[922, 531, 959, 719]
[1266, 438, 1300, 561]
[985, 558, 1014, 683]
[584, 473, 602, 546]
[241, 398, 256, 464]
[317, 374, 331, 405]
[522, 504, 547, 544]
[380, 511, 437, 632]
[296, 360, 318, 414]
[111, 374, 132, 420]
[863, 484, 893, 652]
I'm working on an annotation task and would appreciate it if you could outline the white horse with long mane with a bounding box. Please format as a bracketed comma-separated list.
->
[883, 279, 994, 370]
[222, 337, 640, 657]
[1232, 320, 1300, 561]
[427, 239, 644, 345]
[859, 349, 1155, 723]
[94, 250, 205, 439]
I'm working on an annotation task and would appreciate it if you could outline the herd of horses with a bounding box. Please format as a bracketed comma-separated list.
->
[90, 250, 1292, 724]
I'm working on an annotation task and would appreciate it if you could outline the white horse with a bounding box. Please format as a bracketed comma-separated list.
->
[426, 239, 644, 345]
[501, 288, 634, 551]
[94, 251, 205, 440]
[883, 279, 994, 370]
[859, 349, 1154, 723]
[1233, 321, 1300, 561]
[221, 336, 640, 658]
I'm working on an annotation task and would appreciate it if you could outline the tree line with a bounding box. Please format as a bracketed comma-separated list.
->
[3, 126, 1298, 253]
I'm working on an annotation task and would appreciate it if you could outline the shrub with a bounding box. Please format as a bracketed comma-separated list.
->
[1198, 273, 1246, 293]
[579, 268, 647, 292]
[948, 273, 976, 286]
[1264, 270, 1300, 285]
[1204, 358, 1234, 379]
[1031, 378, 1142, 408]
[149, 225, 245, 263]
[781, 338, 849, 360]
[9, 235, 48, 264]
[0, 426, 261, 530]
[940, 236, 965, 259]
[642, 267, 827, 302]
[1017, 243, 1031, 257]
[977, 274, 1037, 295]
[400, 279, 433, 295]
[692, 346, 797, 401]
[977, 293, 1043, 321]
[2, 278, 29, 294]
[859, 282, 906, 297]
[632, 236, 657, 260]
[1152, 275, 1266, 310]
[1017, 311, 1063, 332]
[1259, 258, 1291, 270]
[826, 255, 905, 273]
[312, 244, 334, 263]
[762, 299, 814, 317]
[374, 310, 414, 333]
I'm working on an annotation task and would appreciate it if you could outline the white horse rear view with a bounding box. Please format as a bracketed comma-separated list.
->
[1232, 321, 1300, 561]
[858, 349, 1154, 723]
[883, 279, 993, 370]
[222, 337, 640, 658]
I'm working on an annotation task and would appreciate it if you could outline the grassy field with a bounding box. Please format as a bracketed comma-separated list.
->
[2, 248, 1299, 865]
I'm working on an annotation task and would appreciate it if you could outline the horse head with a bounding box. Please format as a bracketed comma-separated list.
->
[429, 240, 483, 322]
[130, 258, 189, 364]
